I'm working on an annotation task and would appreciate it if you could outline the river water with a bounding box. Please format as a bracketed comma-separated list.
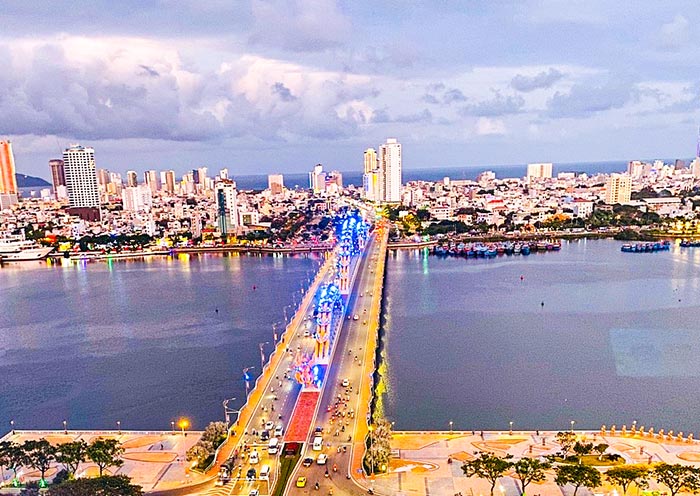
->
[0, 253, 321, 431]
[382, 239, 700, 433]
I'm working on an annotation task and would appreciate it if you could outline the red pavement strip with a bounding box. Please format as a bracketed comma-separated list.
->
[284, 390, 320, 443]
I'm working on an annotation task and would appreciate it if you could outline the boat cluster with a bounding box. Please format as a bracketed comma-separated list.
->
[432, 240, 561, 257]
[680, 240, 700, 248]
[620, 241, 671, 253]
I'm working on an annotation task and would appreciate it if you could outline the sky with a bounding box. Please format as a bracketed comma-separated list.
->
[2, 0, 700, 179]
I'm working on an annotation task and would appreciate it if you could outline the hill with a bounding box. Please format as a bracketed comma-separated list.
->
[16, 173, 51, 188]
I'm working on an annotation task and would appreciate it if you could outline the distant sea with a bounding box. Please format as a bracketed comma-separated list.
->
[20, 159, 688, 196]
[230, 160, 634, 190]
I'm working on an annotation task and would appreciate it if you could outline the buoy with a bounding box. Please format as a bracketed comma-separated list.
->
[520, 275, 524, 281]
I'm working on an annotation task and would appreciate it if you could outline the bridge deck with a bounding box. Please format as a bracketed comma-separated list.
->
[284, 390, 320, 443]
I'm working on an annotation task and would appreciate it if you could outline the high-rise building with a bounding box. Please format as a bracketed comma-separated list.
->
[379, 138, 402, 203]
[63, 144, 101, 220]
[605, 173, 632, 205]
[364, 148, 377, 174]
[309, 164, 326, 193]
[144, 170, 159, 195]
[126, 170, 138, 187]
[49, 159, 66, 199]
[216, 180, 238, 235]
[526, 162, 553, 179]
[0, 141, 18, 209]
[219, 168, 229, 180]
[197, 167, 208, 187]
[268, 174, 284, 195]
[362, 148, 380, 202]
[122, 185, 153, 212]
[163, 170, 175, 195]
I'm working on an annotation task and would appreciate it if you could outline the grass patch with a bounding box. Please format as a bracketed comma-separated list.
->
[553, 455, 625, 467]
[272, 454, 301, 496]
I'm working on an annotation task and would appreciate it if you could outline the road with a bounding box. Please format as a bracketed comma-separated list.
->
[201, 253, 341, 496]
[287, 224, 388, 496]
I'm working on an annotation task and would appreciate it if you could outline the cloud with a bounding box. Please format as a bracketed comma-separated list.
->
[657, 14, 689, 52]
[271, 82, 296, 101]
[248, 0, 350, 52]
[511, 68, 564, 92]
[371, 108, 432, 124]
[460, 91, 525, 117]
[546, 79, 638, 118]
[475, 117, 506, 136]
[422, 85, 467, 105]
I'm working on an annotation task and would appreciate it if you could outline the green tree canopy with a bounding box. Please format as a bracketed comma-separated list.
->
[462, 452, 514, 496]
[86, 439, 124, 477]
[653, 464, 700, 496]
[22, 439, 56, 482]
[47, 475, 143, 496]
[606, 465, 649, 494]
[554, 463, 602, 496]
[56, 441, 88, 478]
[555, 431, 577, 459]
[513, 457, 551, 495]
[0, 441, 24, 481]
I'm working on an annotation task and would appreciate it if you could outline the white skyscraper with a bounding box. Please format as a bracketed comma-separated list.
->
[362, 148, 380, 202]
[309, 163, 326, 194]
[122, 185, 153, 212]
[605, 173, 632, 205]
[526, 162, 553, 179]
[379, 138, 402, 203]
[63, 145, 100, 211]
[216, 181, 238, 235]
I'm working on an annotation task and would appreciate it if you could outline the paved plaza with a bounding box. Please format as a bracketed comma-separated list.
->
[0, 430, 206, 492]
[361, 429, 700, 496]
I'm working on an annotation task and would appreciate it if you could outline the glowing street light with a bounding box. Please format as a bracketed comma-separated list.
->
[449, 421, 453, 434]
[117, 421, 121, 435]
[570, 420, 575, 433]
[223, 397, 240, 427]
[259, 342, 270, 370]
[243, 367, 255, 398]
[63, 420, 67, 434]
[10, 420, 14, 435]
[178, 418, 189, 436]
[171, 421, 175, 434]
[509, 421, 513, 435]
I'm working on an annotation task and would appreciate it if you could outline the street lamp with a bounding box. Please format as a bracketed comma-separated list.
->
[117, 421, 121, 435]
[570, 420, 575, 433]
[272, 323, 278, 344]
[259, 342, 270, 370]
[63, 420, 67, 434]
[178, 418, 189, 436]
[171, 421, 175, 434]
[509, 421, 513, 435]
[449, 421, 453, 434]
[10, 420, 14, 435]
[223, 397, 240, 428]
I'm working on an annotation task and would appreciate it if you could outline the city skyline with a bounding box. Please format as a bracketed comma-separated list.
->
[2, 1, 700, 177]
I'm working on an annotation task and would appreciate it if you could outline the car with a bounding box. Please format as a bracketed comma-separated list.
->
[317, 454, 328, 465]
[314, 426, 323, 433]
[249, 490, 260, 496]
[303, 330, 310, 337]
[302, 457, 314, 467]
[360, 292, 363, 297]
[353, 314, 359, 320]
[341, 378, 350, 387]
[275, 424, 284, 437]
[296, 476, 307, 488]
[260, 430, 270, 441]
[265, 420, 274, 430]
[363, 320, 367, 325]
[246, 468, 257, 480]
[249, 450, 259, 464]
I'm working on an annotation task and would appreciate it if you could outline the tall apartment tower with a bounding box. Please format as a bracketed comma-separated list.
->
[309, 164, 326, 194]
[216, 181, 238, 236]
[268, 174, 284, 195]
[126, 170, 138, 187]
[379, 138, 402, 203]
[49, 159, 67, 200]
[605, 173, 632, 205]
[163, 170, 175, 195]
[526, 162, 553, 179]
[144, 170, 160, 195]
[0, 141, 18, 209]
[63, 145, 101, 220]
[362, 148, 380, 202]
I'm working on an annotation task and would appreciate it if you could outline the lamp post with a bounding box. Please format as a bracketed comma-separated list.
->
[223, 397, 240, 428]
[509, 421, 513, 435]
[178, 418, 189, 436]
[117, 421, 121, 435]
[570, 420, 575, 433]
[449, 421, 453, 434]
[10, 420, 14, 435]
[272, 323, 278, 344]
[63, 420, 67, 434]
[259, 342, 270, 370]
[171, 421, 175, 435]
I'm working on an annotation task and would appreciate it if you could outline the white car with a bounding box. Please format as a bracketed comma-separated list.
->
[353, 314, 359, 321]
[316, 454, 328, 465]
[275, 424, 284, 437]
[265, 420, 274, 430]
[249, 450, 259, 464]
[341, 379, 350, 387]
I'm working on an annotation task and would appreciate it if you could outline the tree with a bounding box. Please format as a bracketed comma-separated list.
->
[47, 475, 143, 496]
[554, 463, 602, 496]
[86, 439, 124, 477]
[56, 441, 88, 478]
[593, 443, 609, 461]
[653, 464, 700, 496]
[573, 442, 594, 457]
[462, 452, 514, 496]
[0, 441, 24, 483]
[555, 431, 577, 459]
[513, 457, 551, 495]
[364, 418, 393, 474]
[606, 466, 649, 495]
[22, 439, 56, 483]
